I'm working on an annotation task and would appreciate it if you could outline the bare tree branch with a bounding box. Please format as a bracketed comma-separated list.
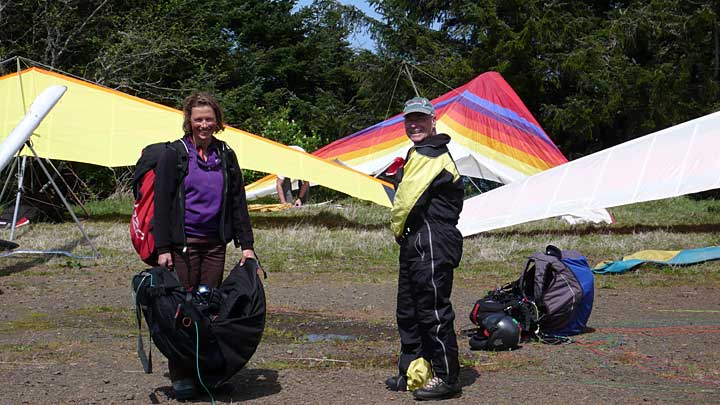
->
[56, 0, 109, 61]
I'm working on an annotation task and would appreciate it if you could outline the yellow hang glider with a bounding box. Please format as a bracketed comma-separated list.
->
[0, 67, 394, 207]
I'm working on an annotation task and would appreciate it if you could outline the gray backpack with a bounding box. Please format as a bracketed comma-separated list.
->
[518, 245, 586, 334]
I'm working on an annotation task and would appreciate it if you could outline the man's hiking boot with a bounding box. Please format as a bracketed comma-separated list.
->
[412, 377, 461, 401]
[385, 374, 407, 391]
[172, 378, 197, 400]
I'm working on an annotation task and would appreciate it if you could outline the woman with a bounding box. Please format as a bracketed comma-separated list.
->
[153, 91, 258, 399]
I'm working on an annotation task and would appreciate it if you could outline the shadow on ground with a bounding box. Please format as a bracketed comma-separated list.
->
[265, 310, 396, 344]
[222, 369, 282, 401]
[252, 211, 385, 231]
[148, 369, 281, 403]
[459, 366, 480, 388]
[474, 223, 720, 238]
[0, 236, 93, 277]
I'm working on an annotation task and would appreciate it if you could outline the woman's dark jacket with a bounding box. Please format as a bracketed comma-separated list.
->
[153, 137, 254, 254]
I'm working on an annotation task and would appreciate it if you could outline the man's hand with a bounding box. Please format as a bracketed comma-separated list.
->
[158, 252, 173, 268]
[294, 198, 303, 207]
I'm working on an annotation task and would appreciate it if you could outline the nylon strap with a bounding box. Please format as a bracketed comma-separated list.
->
[135, 275, 153, 373]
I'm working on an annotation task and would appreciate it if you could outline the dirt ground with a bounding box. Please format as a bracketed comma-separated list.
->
[1, 259, 719, 404]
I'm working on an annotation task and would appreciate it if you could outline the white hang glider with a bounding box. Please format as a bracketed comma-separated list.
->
[0, 85, 67, 171]
[459, 110, 720, 236]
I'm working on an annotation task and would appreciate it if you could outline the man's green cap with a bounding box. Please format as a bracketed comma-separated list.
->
[403, 96, 435, 116]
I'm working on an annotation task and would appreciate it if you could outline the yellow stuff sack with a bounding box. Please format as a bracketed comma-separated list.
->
[406, 357, 432, 391]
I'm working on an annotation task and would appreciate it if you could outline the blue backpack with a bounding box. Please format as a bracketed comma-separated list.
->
[553, 253, 594, 336]
[520, 245, 594, 336]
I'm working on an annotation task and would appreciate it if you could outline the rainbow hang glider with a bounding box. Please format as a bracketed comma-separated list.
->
[248, 72, 573, 196]
[0, 67, 394, 207]
[246, 71, 611, 227]
[325, 71, 567, 182]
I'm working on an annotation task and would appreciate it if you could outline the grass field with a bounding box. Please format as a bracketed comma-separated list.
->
[4, 193, 719, 286]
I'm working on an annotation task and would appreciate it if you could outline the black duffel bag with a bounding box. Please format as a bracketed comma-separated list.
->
[132, 259, 266, 387]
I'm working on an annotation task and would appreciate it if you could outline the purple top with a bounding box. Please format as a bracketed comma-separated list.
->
[183, 137, 223, 238]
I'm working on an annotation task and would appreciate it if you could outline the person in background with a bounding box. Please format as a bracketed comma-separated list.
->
[153, 91, 258, 399]
[275, 145, 310, 207]
[386, 96, 464, 401]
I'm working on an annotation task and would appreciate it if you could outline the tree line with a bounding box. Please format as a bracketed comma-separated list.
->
[2, 0, 718, 161]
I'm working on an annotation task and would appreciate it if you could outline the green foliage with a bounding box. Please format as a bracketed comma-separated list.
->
[67, 163, 117, 200]
[240, 107, 323, 183]
[59, 260, 85, 269]
[373, 0, 720, 155]
[2, 0, 720, 195]
[257, 107, 323, 152]
[79, 195, 133, 217]
[0, 0, 134, 70]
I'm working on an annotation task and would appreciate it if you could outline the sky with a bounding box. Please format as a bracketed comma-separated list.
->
[293, 0, 381, 51]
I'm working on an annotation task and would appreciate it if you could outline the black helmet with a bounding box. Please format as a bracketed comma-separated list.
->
[468, 313, 521, 351]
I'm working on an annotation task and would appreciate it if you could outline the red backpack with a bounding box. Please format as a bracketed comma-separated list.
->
[130, 140, 188, 265]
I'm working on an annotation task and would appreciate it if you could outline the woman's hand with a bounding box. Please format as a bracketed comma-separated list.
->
[158, 252, 173, 268]
[239, 249, 256, 264]
[240, 249, 264, 277]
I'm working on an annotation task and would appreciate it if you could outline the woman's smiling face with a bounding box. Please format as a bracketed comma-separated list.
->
[190, 105, 217, 147]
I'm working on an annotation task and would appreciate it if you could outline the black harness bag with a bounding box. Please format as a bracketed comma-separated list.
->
[132, 259, 266, 387]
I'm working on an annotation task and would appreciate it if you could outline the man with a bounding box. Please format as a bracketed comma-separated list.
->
[276, 145, 310, 207]
[386, 96, 464, 400]
[276, 176, 310, 207]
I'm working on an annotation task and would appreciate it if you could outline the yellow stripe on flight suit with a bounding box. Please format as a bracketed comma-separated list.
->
[390, 148, 460, 237]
